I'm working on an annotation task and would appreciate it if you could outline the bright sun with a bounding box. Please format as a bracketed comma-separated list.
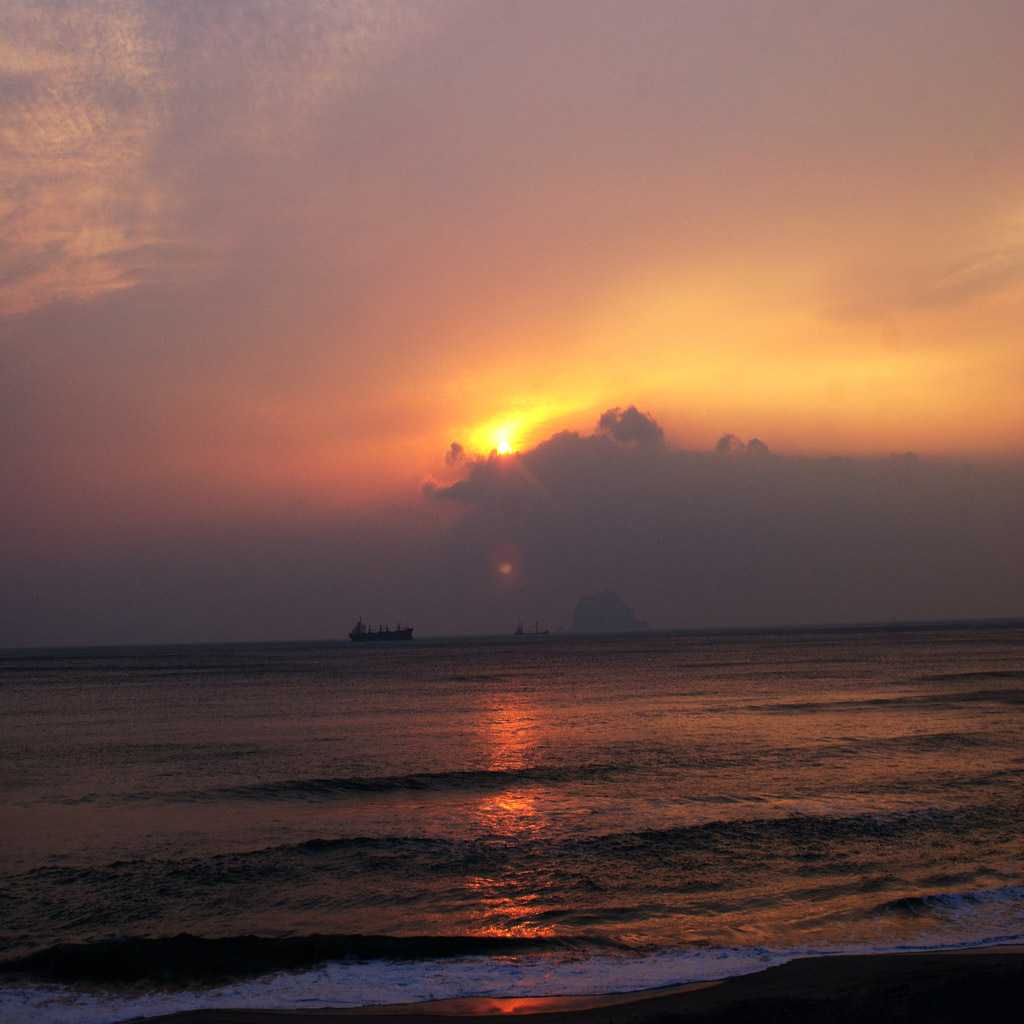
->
[496, 441, 512, 455]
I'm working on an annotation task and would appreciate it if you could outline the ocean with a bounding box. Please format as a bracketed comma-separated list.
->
[1, 624, 1022, 1022]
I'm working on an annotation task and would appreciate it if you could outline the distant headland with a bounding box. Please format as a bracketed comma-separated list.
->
[571, 591, 648, 633]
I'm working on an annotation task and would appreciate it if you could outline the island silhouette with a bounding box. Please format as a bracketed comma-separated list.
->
[571, 590, 648, 633]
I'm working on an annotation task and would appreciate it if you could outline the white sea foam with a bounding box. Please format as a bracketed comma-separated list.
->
[5, 929, 1024, 1023]
[8, 933, 1024, 1024]
[0, 947, 787, 1024]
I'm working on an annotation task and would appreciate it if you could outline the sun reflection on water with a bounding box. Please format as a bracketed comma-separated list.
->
[480, 691, 538, 771]
[464, 693, 561, 939]
[464, 865, 558, 941]
[478, 792, 543, 838]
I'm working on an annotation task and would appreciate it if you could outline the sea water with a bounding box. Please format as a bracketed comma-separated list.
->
[1, 625, 1022, 1022]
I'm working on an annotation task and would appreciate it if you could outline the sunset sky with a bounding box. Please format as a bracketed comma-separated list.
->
[2, 0, 1022, 646]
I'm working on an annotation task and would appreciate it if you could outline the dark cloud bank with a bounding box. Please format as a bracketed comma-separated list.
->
[3, 406, 1022, 646]
[422, 406, 1022, 637]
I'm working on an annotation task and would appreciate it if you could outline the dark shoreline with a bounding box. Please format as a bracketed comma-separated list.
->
[144, 946, 1024, 1023]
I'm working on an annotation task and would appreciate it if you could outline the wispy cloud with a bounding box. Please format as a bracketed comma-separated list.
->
[0, 2, 166, 311]
[923, 225, 1024, 305]
[0, 0, 437, 315]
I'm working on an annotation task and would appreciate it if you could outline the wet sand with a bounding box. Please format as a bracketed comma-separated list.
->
[147, 945, 1023, 1023]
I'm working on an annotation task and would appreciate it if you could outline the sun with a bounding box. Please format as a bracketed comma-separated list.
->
[466, 415, 532, 457]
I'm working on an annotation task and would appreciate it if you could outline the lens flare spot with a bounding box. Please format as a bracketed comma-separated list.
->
[490, 542, 522, 584]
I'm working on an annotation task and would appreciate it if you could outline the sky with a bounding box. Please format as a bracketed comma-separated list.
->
[1, 0, 1022, 646]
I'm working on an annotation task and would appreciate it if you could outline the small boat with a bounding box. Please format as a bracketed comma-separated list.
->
[514, 621, 549, 636]
[349, 618, 414, 642]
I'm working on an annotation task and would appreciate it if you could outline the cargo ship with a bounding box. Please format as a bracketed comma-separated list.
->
[514, 621, 549, 636]
[349, 618, 414, 642]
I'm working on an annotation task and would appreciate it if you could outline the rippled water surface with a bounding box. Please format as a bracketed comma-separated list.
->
[1, 625, 1022, 1021]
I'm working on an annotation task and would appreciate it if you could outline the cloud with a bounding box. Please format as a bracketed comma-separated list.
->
[716, 434, 771, 457]
[3, 405, 1021, 645]
[444, 441, 465, 466]
[922, 234, 1024, 306]
[0, 0, 436, 316]
[597, 406, 665, 445]
[715, 433, 746, 454]
[422, 410, 1023, 635]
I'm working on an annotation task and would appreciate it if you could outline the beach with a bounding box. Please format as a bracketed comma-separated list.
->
[147, 947, 1024, 1023]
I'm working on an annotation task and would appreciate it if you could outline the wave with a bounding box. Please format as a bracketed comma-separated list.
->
[745, 686, 1024, 714]
[815, 731, 999, 759]
[917, 670, 1024, 684]
[212, 765, 624, 801]
[872, 884, 1024, 922]
[53, 734, 1020, 808]
[16, 801, 1012, 892]
[579, 804, 979, 856]
[0, 931, 611, 985]
[89, 764, 629, 806]
[0, 945, 795, 1024]
[219, 802, 1015, 866]
[7, 801, 1019, 972]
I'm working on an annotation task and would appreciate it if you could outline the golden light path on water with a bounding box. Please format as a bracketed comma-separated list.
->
[467, 690, 557, 941]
